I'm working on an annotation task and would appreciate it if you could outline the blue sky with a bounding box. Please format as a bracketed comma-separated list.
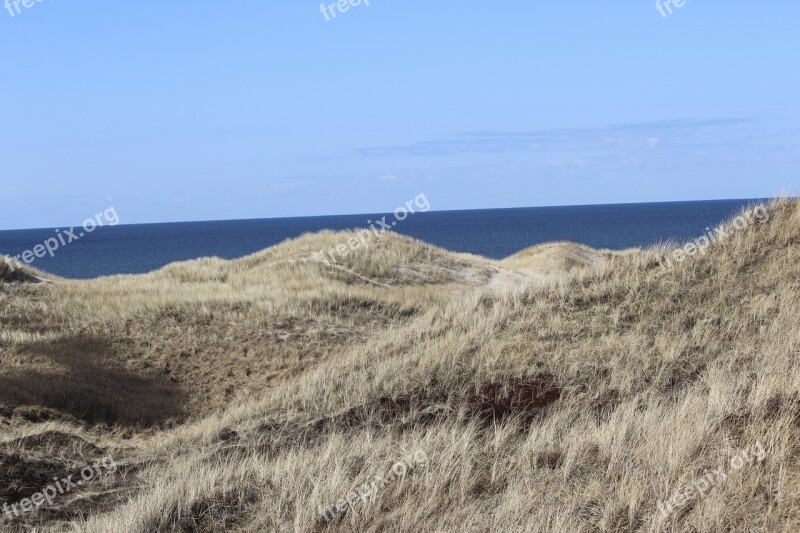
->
[1, 1, 798, 229]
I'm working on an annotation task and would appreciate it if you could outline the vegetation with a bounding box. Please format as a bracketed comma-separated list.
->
[0, 199, 798, 532]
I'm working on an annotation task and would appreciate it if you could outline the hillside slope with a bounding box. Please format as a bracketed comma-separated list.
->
[1, 199, 798, 532]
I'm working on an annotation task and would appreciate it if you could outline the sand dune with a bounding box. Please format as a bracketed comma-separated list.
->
[1, 199, 798, 532]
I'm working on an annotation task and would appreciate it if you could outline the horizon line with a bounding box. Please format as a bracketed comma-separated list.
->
[0, 196, 775, 233]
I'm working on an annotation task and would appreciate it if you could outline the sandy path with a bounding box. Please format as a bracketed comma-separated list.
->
[481, 266, 546, 296]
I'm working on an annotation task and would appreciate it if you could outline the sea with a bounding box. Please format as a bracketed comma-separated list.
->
[0, 199, 768, 280]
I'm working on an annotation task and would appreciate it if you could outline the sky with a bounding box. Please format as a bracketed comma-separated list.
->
[1, 1, 798, 230]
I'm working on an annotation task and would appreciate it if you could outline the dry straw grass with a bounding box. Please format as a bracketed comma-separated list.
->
[0, 198, 798, 532]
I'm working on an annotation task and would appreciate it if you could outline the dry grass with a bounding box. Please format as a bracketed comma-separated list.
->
[502, 241, 614, 274]
[1, 199, 798, 532]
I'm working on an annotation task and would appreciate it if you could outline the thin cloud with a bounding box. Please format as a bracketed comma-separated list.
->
[357, 119, 750, 156]
[269, 181, 317, 192]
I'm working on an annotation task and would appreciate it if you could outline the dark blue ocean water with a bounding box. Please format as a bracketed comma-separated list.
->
[0, 199, 768, 280]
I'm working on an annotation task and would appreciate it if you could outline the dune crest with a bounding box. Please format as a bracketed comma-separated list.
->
[1, 199, 798, 532]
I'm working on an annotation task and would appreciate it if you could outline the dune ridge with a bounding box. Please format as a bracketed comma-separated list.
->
[0, 198, 798, 532]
